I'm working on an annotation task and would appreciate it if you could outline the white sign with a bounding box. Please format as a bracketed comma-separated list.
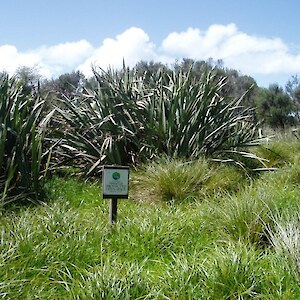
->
[102, 166, 129, 198]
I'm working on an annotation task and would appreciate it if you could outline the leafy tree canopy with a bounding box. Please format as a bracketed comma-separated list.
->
[255, 84, 296, 128]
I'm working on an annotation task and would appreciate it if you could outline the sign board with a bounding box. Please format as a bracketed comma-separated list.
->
[102, 165, 129, 199]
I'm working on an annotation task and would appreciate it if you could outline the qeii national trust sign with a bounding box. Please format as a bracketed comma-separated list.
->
[102, 165, 129, 199]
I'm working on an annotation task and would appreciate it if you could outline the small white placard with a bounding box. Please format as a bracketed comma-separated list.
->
[102, 166, 129, 198]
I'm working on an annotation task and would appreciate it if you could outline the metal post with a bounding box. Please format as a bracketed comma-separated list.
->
[109, 198, 118, 224]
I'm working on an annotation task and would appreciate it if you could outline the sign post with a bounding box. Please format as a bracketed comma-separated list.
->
[109, 198, 118, 223]
[102, 165, 129, 224]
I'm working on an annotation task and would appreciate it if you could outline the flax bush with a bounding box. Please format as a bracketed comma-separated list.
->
[53, 65, 262, 175]
[0, 74, 52, 206]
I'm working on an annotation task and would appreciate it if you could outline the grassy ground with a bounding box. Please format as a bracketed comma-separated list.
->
[2, 136, 300, 299]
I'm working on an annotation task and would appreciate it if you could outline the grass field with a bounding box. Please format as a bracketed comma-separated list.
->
[2, 140, 300, 299]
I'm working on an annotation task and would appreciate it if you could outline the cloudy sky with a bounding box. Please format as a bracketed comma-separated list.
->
[1, 0, 300, 87]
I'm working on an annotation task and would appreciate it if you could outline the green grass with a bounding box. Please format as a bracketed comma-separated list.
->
[2, 136, 300, 298]
[253, 129, 300, 167]
[1, 175, 300, 298]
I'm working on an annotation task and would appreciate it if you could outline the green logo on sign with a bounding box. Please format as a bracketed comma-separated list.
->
[112, 172, 121, 180]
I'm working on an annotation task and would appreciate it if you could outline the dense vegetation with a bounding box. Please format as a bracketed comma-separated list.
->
[2, 59, 300, 298]
[0, 75, 53, 205]
[1, 59, 274, 205]
[2, 135, 300, 298]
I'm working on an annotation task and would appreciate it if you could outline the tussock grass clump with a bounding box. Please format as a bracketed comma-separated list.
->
[211, 164, 300, 246]
[205, 163, 248, 195]
[204, 242, 264, 299]
[133, 157, 213, 202]
[211, 189, 270, 245]
[133, 157, 248, 203]
[268, 212, 300, 277]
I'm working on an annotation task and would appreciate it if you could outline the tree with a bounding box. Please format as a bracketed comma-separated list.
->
[43, 70, 85, 99]
[286, 75, 300, 121]
[135, 60, 168, 76]
[255, 84, 296, 128]
[15, 65, 43, 86]
[173, 58, 212, 80]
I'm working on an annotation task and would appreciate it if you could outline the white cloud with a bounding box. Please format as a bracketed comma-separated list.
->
[161, 24, 238, 58]
[0, 45, 40, 74]
[1, 24, 300, 86]
[77, 27, 159, 76]
[161, 24, 295, 74]
[36, 40, 93, 66]
[0, 40, 93, 78]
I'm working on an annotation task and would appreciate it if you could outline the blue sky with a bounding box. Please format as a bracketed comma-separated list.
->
[1, 0, 300, 87]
